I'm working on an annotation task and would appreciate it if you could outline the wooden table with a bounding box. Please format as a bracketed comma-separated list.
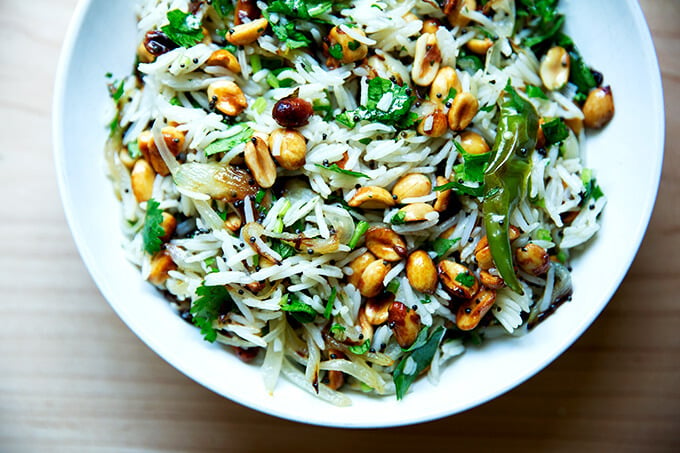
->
[1, 1, 678, 451]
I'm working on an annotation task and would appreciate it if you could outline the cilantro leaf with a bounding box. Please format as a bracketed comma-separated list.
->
[204, 126, 253, 156]
[432, 237, 460, 257]
[191, 284, 232, 343]
[452, 141, 492, 184]
[526, 85, 549, 100]
[542, 118, 569, 146]
[402, 326, 429, 352]
[433, 179, 485, 197]
[323, 287, 337, 319]
[212, 0, 234, 18]
[336, 77, 415, 128]
[348, 220, 369, 249]
[328, 43, 344, 60]
[127, 140, 141, 159]
[142, 198, 166, 254]
[281, 293, 317, 323]
[535, 228, 552, 242]
[516, 0, 564, 49]
[569, 49, 598, 101]
[393, 326, 445, 399]
[348, 338, 371, 355]
[315, 163, 369, 178]
[271, 239, 297, 259]
[386, 279, 400, 295]
[267, 0, 333, 20]
[581, 169, 605, 203]
[161, 10, 205, 48]
[391, 211, 406, 225]
[455, 272, 476, 288]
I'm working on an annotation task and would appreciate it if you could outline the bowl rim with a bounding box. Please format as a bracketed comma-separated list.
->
[53, 0, 665, 428]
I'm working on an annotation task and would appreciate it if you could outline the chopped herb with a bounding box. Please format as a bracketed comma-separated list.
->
[420, 295, 431, 304]
[222, 42, 238, 54]
[457, 54, 483, 74]
[455, 272, 475, 288]
[108, 80, 125, 101]
[569, 49, 598, 101]
[329, 43, 344, 60]
[204, 256, 219, 273]
[204, 126, 253, 156]
[348, 338, 371, 355]
[161, 9, 205, 48]
[542, 118, 569, 146]
[348, 40, 361, 51]
[330, 324, 346, 334]
[393, 326, 445, 399]
[517, 0, 564, 49]
[581, 169, 604, 203]
[556, 250, 568, 264]
[336, 77, 416, 128]
[249, 54, 262, 73]
[191, 284, 232, 343]
[358, 137, 371, 145]
[323, 287, 337, 319]
[480, 104, 495, 112]
[432, 237, 461, 257]
[142, 198, 166, 254]
[348, 220, 369, 249]
[212, 0, 234, 18]
[536, 228, 552, 242]
[315, 163, 369, 178]
[443, 87, 458, 104]
[433, 179, 485, 198]
[280, 293, 317, 323]
[452, 141, 492, 184]
[255, 189, 267, 204]
[526, 84, 549, 100]
[386, 279, 400, 295]
[169, 96, 182, 106]
[391, 211, 406, 225]
[267, 0, 333, 20]
[271, 239, 297, 259]
[127, 140, 141, 159]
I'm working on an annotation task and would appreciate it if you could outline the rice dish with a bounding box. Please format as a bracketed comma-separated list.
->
[105, 0, 615, 404]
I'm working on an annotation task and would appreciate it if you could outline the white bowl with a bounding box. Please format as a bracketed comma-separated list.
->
[54, 0, 664, 427]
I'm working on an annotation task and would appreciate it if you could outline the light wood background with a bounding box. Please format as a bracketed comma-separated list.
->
[1, 1, 678, 451]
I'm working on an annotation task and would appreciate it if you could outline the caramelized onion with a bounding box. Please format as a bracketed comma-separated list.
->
[175, 162, 258, 202]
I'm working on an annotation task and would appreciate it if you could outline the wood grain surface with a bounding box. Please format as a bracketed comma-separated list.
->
[1, 1, 678, 451]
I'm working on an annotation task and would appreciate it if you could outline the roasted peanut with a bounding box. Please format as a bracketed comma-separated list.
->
[583, 86, 614, 129]
[448, 92, 479, 131]
[348, 186, 396, 209]
[444, 0, 476, 28]
[138, 127, 185, 176]
[364, 293, 394, 325]
[233, 0, 261, 25]
[430, 66, 462, 104]
[226, 17, 268, 45]
[357, 306, 374, 342]
[411, 33, 441, 86]
[224, 212, 242, 232]
[459, 131, 490, 155]
[328, 25, 369, 64]
[388, 301, 422, 349]
[540, 46, 570, 91]
[456, 288, 496, 331]
[365, 227, 407, 262]
[406, 251, 438, 294]
[326, 349, 346, 390]
[433, 176, 452, 212]
[119, 148, 137, 169]
[244, 135, 276, 188]
[417, 110, 448, 137]
[438, 260, 479, 299]
[474, 226, 520, 270]
[148, 250, 176, 286]
[391, 173, 431, 203]
[398, 203, 437, 222]
[366, 55, 404, 85]
[515, 243, 550, 276]
[422, 18, 440, 34]
[479, 270, 505, 289]
[564, 117, 584, 136]
[269, 128, 306, 170]
[207, 80, 248, 116]
[205, 49, 241, 73]
[159, 212, 177, 243]
[348, 252, 376, 288]
[358, 259, 391, 298]
[272, 93, 313, 128]
[131, 159, 154, 203]
[466, 38, 493, 55]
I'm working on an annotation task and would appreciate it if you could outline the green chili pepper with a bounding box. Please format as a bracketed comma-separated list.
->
[482, 84, 539, 294]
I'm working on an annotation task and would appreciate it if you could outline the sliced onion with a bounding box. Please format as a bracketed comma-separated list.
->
[175, 162, 258, 202]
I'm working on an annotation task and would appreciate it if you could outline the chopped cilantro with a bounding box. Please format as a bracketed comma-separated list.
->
[526, 85, 549, 100]
[348, 338, 371, 355]
[212, 0, 234, 18]
[517, 0, 564, 49]
[536, 229, 552, 242]
[569, 49, 598, 101]
[250, 54, 262, 73]
[204, 256, 219, 273]
[161, 10, 204, 48]
[452, 141, 492, 184]
[457, 54, 483, 75]
[386, 279, 400, 295]
[108, 80, 125, 101]
[329, 43, 344, 60]
[315, 163, 369, 178]
[169, 96, 182, 106]
[267, 0, 333, 20]
[191, 284, 232, 343]
[391, 211, 406, 225]
[402, 326, 429, 352]
[433, 179, 485, 197]
[127, 140, 141, 159]
[142, 198, 166, 254]
[542, 118, 569, 146]
[271, 239, 297, 259]
[393, 326, 445, 399]
[348, 40, 361, 51]
[281, 293, 317, 323]
[336, 77, 416, 128]
[204, 126, 253, 156]
[330, 324, 346, 334]
[432, 237, 460, 257]
[455, 272, 475, 288]
[443, 87, 458, 104]
[323, 287, 337, 319]
[252, 97, 267, 114]
[348, 220, 369, 249]
[255, 189, 267, 204]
